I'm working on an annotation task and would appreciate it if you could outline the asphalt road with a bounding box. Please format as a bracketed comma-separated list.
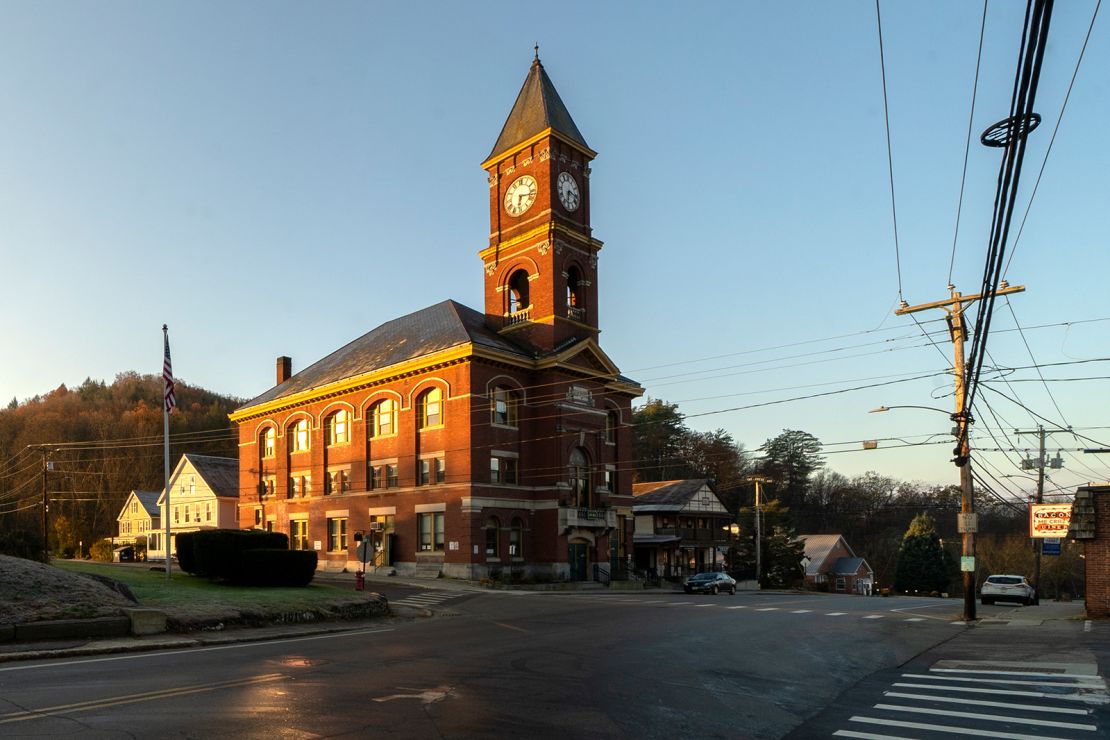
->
[0, 590, 1063, 739]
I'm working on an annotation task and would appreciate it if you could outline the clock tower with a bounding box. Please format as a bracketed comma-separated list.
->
[480, 52, 602, 354]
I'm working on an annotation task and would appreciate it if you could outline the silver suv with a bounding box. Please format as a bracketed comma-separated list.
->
[981, 574, 1037, 606]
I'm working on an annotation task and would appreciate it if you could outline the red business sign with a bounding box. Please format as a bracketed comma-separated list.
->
[1029, 504, 1072, 538]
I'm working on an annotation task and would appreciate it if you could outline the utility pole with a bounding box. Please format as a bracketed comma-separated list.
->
[746, 475, 773, 588]
[40, 448, 48, 558]
[896, 282, 1025, 622]
[1015, 425, 1065, 600]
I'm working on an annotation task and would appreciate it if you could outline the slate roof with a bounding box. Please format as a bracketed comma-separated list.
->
[798, 534, 852, 577]
[632, 479, 713, 511]
[134, 491, 161, 517]
[185, 454, 240, 499]
[487, 56, 590, 162]
[831, 556, 872, 576]
[237, 300, 530, 412]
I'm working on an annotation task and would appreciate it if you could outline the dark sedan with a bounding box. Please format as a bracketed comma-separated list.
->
[683, 572, 737, 595]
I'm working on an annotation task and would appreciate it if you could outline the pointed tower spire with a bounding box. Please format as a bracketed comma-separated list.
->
[485, 53, 591, 164]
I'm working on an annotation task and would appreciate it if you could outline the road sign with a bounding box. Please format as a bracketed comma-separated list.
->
[960, 556, 975, 572]
[1042, 537, 1061, 556]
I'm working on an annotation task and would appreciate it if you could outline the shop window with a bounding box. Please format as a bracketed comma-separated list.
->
[485, 516, 500, 557]
[327, 517, 348, 552]
[418, 512, 444, 552]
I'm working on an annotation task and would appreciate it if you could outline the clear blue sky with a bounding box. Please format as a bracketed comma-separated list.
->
[2, 1, 1108, 497]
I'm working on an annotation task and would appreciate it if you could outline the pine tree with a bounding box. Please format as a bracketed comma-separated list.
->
[894, 513, 952, 594]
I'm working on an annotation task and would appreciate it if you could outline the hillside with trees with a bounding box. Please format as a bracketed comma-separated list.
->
[0, 374, 242, 558]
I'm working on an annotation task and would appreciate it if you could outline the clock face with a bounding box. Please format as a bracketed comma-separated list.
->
[504, 175, 538, 217]
[557, 172, 580, 211]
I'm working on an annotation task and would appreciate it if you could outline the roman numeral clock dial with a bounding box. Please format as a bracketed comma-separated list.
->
[557, 171, 580, 211]
[504, 175, 538, 216]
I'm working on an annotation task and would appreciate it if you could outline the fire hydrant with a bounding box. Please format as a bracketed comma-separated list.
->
[355, 570, 365, 591]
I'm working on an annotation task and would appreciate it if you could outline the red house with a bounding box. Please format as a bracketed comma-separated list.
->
[229, 55, 642, 582]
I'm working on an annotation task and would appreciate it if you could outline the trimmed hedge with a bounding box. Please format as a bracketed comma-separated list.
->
[178, 529, 289, 581]
[233, 549, 318, 587]
[175, 531, 197, 574]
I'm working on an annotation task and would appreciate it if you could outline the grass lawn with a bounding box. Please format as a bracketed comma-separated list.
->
[55, 561, 378, 626]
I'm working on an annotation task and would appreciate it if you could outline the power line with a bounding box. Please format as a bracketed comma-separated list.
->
[875, 0, 904, 301]
[949, 0, 990, 286]
[1003, 0, 1103, 278]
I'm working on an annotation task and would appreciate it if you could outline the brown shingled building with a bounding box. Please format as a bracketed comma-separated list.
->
[229, 55, 643, 581]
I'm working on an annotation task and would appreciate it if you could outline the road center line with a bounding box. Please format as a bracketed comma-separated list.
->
[0, 627, 397, 673]
[0, 673, 286, 724]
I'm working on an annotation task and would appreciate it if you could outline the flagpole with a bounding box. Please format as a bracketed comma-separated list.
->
[163, 324, 173, 580]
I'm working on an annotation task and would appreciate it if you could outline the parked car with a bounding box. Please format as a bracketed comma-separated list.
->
[981, 574, 1037, 606]
[683, 572, 737, 595]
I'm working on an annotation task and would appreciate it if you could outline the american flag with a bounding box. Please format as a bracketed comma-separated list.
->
[163, 325, 177, 413]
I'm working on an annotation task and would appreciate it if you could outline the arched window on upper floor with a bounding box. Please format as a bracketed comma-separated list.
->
[370, 399, 396, 437]
[260, 427, 276, 458]
[568, 447, 590, 509]
[417, 387, 443, 429]
[289, 419, 310, 452]
[491, 386, 519, 427]
[605, 409, 619, 445]
[325, 409, 350, 446]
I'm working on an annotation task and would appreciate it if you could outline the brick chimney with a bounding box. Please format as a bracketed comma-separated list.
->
[276, 356, 292, 385]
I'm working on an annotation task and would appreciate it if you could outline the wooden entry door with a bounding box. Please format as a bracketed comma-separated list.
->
[569, 542, 588, 581]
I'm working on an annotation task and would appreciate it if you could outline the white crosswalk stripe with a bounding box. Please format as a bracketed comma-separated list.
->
[834, 661, 1108, 739]
[390, 591, 466, 609]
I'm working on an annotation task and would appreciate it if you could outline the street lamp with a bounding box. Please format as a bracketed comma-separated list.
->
[870, 403, 978, 621]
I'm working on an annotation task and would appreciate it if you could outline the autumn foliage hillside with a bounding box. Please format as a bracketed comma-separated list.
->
[0, 374, 243, 556]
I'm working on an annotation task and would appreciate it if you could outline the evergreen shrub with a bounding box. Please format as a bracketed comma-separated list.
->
[234, 549, 317, 587]
[190, 529, 288, 580]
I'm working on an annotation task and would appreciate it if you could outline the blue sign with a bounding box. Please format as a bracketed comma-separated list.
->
[1042, 538, 1061, 557]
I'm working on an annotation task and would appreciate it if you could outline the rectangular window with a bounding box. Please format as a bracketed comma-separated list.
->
[369, 465, 383, 490]
[419, 460, 430, 486]
[492, 388, 518, 427]
[206, 503, 212, 522]
[605, 466, 616, 493]
[254, 508, 262, 527]
[290, 519, 309, 551]
[174, 506, 180, 524]
[420, 458, 445, 485]
[184, 507, 190, 523]
[435, 458, 445, 484]
[326, 467, 351, 495]
[327, 517, 348, 552]
[387, 464, 398, 487]
[485, 524, 499, 557]
[261, 475, 275, 498]
[131, 502, 137, 514]
[418, 512, 445, 552]
[491, 456, 518, 484]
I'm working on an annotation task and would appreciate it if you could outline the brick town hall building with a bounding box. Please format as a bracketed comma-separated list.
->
[229, 55, 643, 581]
